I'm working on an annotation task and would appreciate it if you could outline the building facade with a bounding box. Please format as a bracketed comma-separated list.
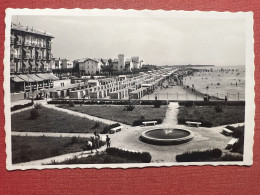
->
[78, 58, 101, 75]
[61, 59, 73, 69]
[10, 23, 54, 74]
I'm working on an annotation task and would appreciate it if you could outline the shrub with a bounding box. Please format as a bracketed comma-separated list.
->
[92, 122, 100, 129]
[68, 101, 75, 107]
[126, 105, 135, 111]
[70, 136, 78, 144]
[11, 102, 33, 112]
[176, 148, 222, 162]
[154, 100, 162, 108]
[220, 153, 243, 161]
[34, 103, 43, 110]
[30, 108, 39, 120]
[106, 147, 152, 163]
[184, 101, 193, 107]
[215, 105, 222, 113]
[101, 123, 121, 134]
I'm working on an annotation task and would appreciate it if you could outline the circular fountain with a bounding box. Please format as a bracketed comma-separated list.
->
[140, 128, 194, 145]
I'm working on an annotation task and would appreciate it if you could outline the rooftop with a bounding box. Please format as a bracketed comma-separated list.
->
[11, 23, 54, 38]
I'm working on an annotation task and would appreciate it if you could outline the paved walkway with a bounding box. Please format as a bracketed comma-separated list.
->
[161, 102, 179, 127]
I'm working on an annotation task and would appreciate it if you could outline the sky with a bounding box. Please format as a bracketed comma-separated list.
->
[11, 14, 246, 66]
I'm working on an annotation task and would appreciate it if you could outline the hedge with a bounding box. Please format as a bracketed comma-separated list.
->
[48, 99, 169, 106]
[132, 119, 163, 126]
[11, 102, 34, 112]
[178, 101, 245, 107]
[176, 148, 222, 162]
[101, 123, 121, 134]
[106, 147, 152, 163]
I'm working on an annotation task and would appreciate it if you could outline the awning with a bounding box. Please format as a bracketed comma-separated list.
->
[23, 62, 30, 68]
[17, 74, 35, 82]
[27, 74, 44, 82]
[46, 74, 59, 80]
[36, 74, 50, 80]
[11, 75, 25, 83]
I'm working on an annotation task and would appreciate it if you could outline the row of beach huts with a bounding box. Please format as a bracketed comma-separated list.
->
[47, 68, 178, 100]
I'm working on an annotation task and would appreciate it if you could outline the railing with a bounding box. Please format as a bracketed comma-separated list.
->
[141, 92, 245, 101]
[23, 54, 31, 59]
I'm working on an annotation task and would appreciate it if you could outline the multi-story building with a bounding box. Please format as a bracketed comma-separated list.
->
[10, 22, 54, 74]
[10, 23, 58, 93]
[61, 59, 73, 69]
[78, 58, 101, 75]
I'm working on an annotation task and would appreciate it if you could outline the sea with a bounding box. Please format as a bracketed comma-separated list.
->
[182, 66, 245, 100]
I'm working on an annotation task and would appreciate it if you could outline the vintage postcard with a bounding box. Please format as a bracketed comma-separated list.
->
[4, 9, 255, 170]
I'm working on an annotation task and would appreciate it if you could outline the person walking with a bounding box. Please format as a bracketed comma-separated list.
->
[106, 135, 111, 148]
[94, 132, 100, 149]
[90, 136, 98, 153]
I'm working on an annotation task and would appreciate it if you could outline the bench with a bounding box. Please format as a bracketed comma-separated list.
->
[226, 138, 239, 149]
[109, 126, 122, 134]
[222, 127, 233, 136]
[186, 121, 201, 127]
[142, 121, 158, 126]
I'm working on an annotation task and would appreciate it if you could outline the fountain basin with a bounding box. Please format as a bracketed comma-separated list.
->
[140, 128, 194, 145]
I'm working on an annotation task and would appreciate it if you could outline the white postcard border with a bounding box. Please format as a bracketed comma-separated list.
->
[4, 9, 255, 170]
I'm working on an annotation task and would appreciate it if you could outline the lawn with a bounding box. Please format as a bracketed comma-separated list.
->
[178, 105, 245, 127]
[64, 105, 168, 125]
[11, 107, 106, 133]
[12, 136, 93, 164]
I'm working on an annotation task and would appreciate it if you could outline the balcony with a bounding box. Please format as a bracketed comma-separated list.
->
[23, 54, 31, 59]
[15, 54, 22, 59]
[36, 56, 42, 60]
[24, 41, 31, 46]
[15, 40, 22, 46]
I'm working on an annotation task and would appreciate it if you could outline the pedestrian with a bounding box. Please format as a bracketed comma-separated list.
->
[225, 95, 228, 102]
[94, 132, 100, 149]
[204, 94, 207, 102]
[90, 136, 98, 153]
[24, 92, 26, 99]
[106, 135, 111, 148]
[86, 140, 93, 153]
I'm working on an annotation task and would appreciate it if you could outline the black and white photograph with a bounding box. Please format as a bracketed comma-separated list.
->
[4, 9, 255, 170]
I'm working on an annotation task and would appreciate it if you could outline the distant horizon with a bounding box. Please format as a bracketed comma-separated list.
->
[12, 13, 246, 66]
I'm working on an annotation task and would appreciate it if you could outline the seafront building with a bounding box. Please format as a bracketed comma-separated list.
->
[10, 23, 58, 93]
[75, 54, 143, 76]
